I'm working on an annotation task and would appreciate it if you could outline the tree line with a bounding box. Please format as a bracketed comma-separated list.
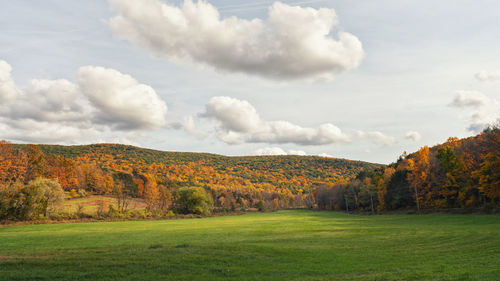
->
[314, 126, 499, 212]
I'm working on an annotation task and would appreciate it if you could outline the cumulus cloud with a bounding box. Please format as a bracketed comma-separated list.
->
[8, 79, 89, 123]
[0, 60, 19, 102]
[356, 130, 396, 147]
[78, 66, 167, 130]
[109, 0, 364, 80]
[0, 60, 169, 144]
[203, 96, 351, 145]
[405, 131, 421, 141]
[450, 90, 500, 133]
[475, 71, 500, 82]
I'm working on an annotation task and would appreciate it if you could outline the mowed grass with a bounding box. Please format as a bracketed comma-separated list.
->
[0, 211, 499, 280]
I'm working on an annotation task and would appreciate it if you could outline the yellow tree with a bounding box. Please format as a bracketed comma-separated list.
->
[407, 146, 430, 211]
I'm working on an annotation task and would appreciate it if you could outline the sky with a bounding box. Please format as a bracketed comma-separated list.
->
[0, 0, 499, 164]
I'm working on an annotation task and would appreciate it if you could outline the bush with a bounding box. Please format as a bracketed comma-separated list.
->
[256, 200, 265, 211]
[175, 186, 213, 215]
[0, 178, 64, 220]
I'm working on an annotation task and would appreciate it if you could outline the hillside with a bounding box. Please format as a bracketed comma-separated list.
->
[25, 143, 380, 183]
[315, 126, 500, 212]
[1, 141, 381, 214]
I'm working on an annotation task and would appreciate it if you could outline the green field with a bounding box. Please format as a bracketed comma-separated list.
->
[0, 211, 499, 280]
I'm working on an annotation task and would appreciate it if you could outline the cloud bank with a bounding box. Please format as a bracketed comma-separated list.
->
[251, 147, 326, 157]
[109, 0, 364, 80]
[450, 90, 500, 133]
[0, 60, 168, 143]
[202, 96, 351, 145]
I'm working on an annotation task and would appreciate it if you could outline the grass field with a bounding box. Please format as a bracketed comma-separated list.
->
[61, 195, 147, 215]
[0, 210, 499, 280]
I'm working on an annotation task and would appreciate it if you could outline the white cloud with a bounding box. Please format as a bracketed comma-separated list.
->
[249, 122, 350, 145]
[203, 96, 351, 145]
[450, 90, 500, 133]
[356, 130, 396, 147]
[252, 147, 287, 156]
[288, 149, 307, 156]
[215, 130, 244, 145]
[109, 0, 364, 80]
[8, 79, 89, 123]
[251, 147, 307, 156]
[475, 71, 500, 82]
[204, 96, 261, 132]
[405, 131, 421, 141]
[450, 91, 489, 108]
[78, 66, 167, 130]
[0, 60, 170, 144]
[0, 120, 101, 144]
[0, 60, 19, 103]
[183, 115, 206, 138]
[318, 153, 333, 158]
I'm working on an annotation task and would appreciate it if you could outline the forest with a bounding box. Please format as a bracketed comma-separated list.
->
[315, 126, 500, 212]
[1, 126, 498, 221]
[0, 140, 378, 220]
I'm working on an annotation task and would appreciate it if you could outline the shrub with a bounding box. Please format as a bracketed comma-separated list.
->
[0, 178, 64, 220]
[175, 186, 213, 215]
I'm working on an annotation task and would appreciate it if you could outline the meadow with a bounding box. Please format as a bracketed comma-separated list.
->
[0, 210, 499, 280]
[60, 195, 147, 215]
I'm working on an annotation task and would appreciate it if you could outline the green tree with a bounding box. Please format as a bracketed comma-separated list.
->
[175, 186, 213, 215]
[26, 178, 65, 217]
[386, 170, 413, 210]
[437, 146, 467, 207]
[0, 178, 64, 220]
[0, 181, 32, 220]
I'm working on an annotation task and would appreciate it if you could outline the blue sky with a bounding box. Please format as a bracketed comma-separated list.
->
[0, 0, 499, 163]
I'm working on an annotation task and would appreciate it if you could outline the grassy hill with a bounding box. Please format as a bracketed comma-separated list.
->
[0, 210, 498, 280]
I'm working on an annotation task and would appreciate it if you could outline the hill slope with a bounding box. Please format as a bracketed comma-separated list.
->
[29, 143, 381, 183]
[2, 142, 382, 211]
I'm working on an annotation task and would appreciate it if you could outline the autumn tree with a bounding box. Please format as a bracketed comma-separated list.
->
[407, 146, 430, 211]
[0, 141, 27, 183]
[26, 177, 65, 217]
[475, 152, 500, 205]
[25, 145, 46, 182]
[113, 181, 130, 213]
[0, 178, 64, 220]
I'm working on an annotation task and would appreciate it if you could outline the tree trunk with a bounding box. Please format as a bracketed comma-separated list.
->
[370, 194, 375, 214]
[414, 185, 420, 213]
